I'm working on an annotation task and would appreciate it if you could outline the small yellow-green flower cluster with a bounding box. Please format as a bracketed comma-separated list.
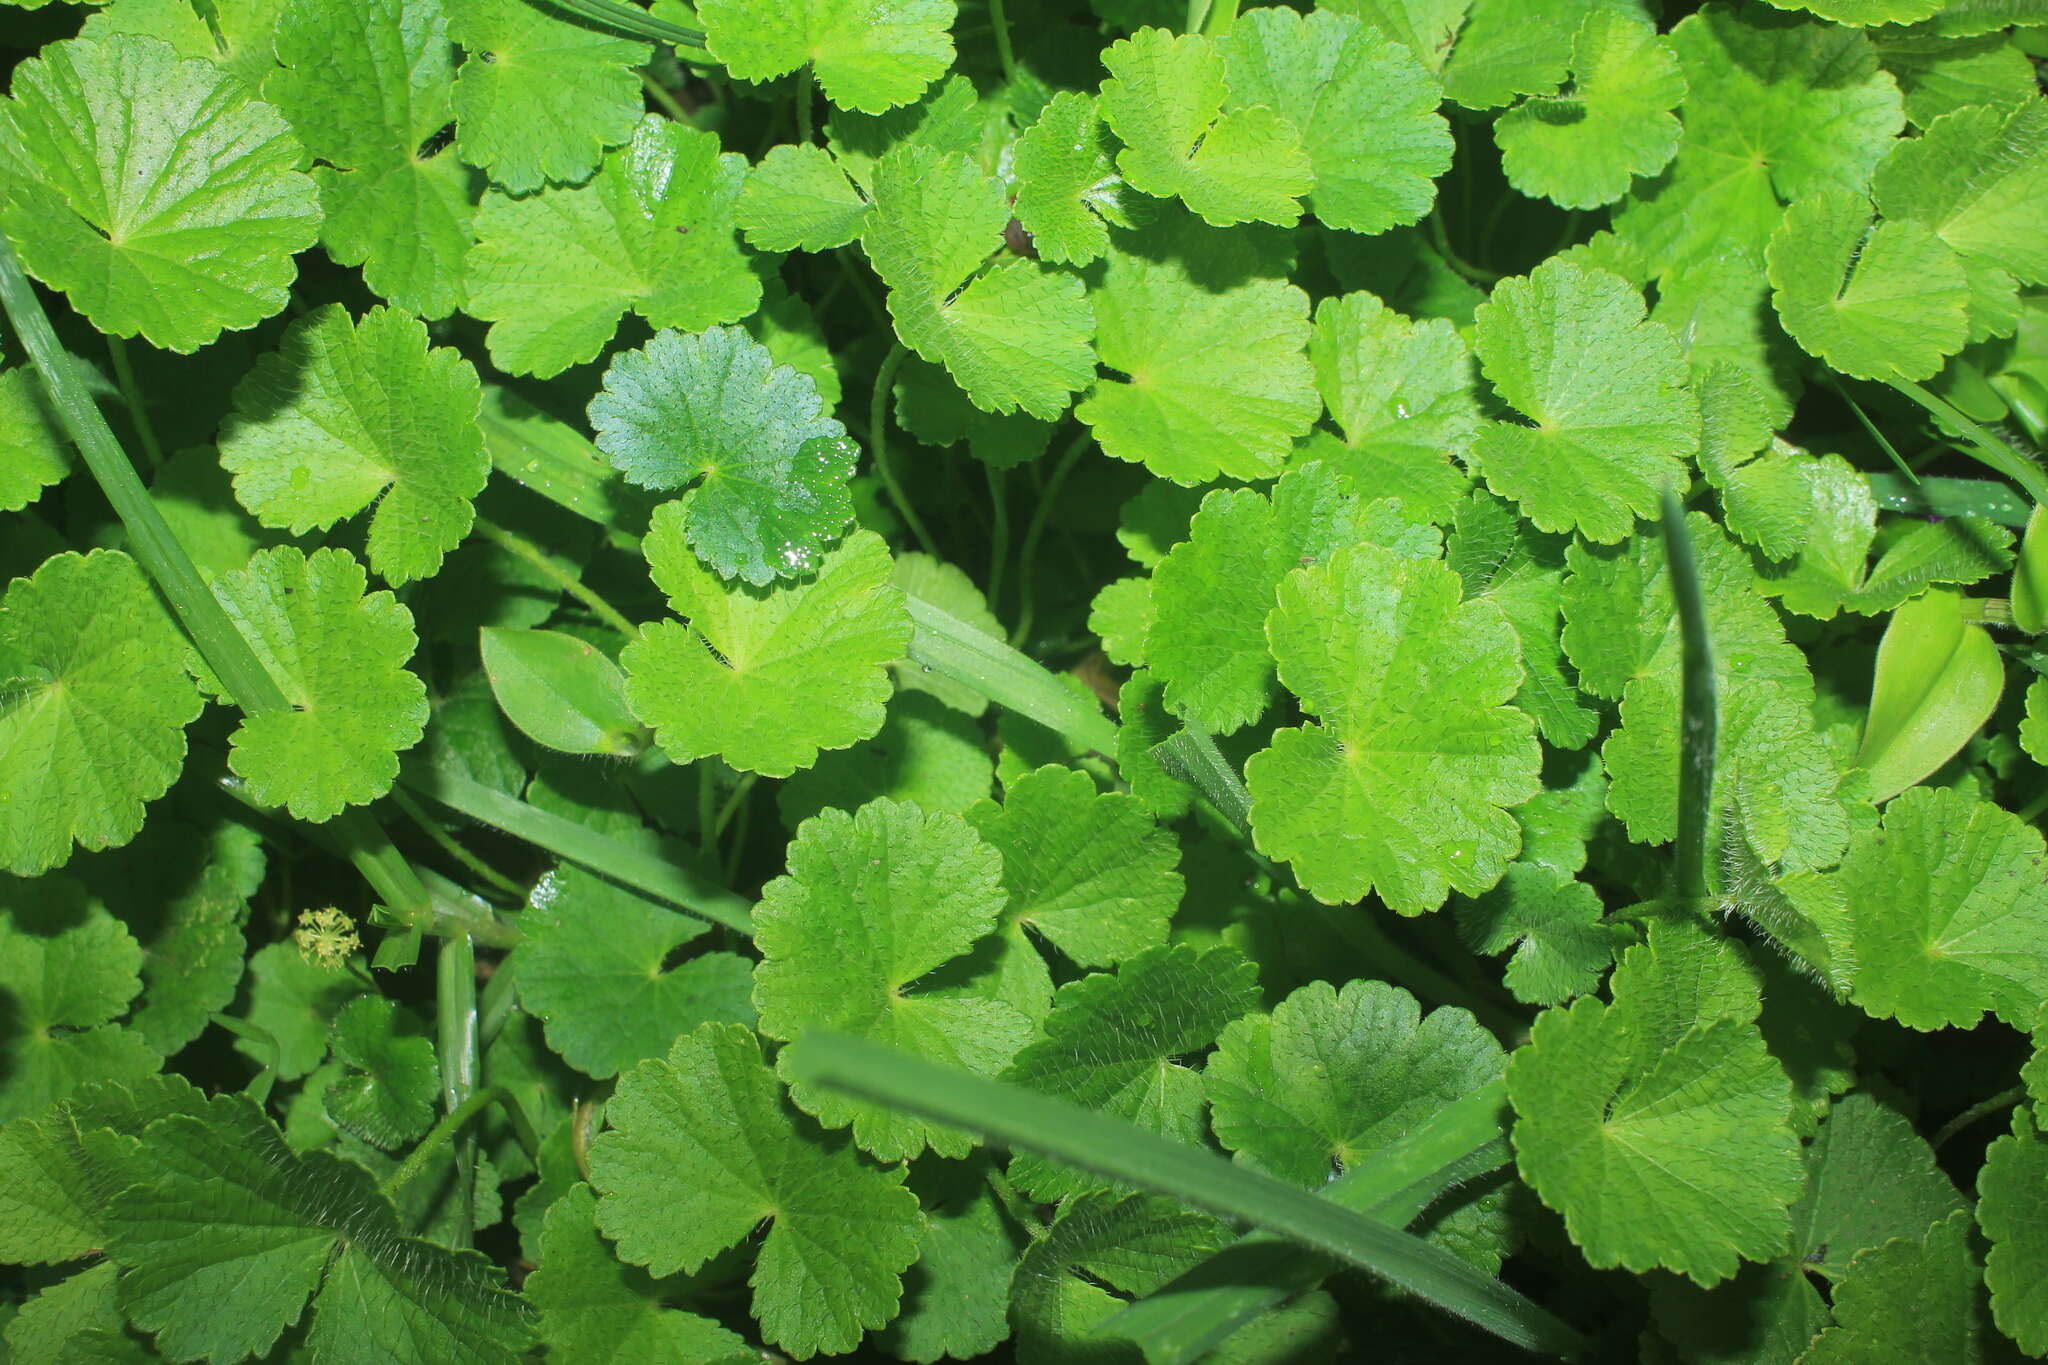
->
[293, 907, 360, 970]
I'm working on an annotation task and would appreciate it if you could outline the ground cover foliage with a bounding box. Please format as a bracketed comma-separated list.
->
[1, 0, 2047, 1359]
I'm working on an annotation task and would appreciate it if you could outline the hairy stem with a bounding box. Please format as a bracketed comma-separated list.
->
[988, 0, 1020, 83]
[391, 785, 526, 901]
[105, 335, 164, 469]
[795, 64, 814, 144]
[870, 342, 939, 557]
[1010, 428, 1092, 647]
[472, 513, 640, 639]
[985, 466, 1011, 614]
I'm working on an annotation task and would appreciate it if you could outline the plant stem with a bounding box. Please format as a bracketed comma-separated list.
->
[1890, 375, 2048, 506]
[384, 1084, 540, 1197]
[1662, 489, 1717, 903]
[697, 761, 719, 859]
[105, 335, 164, 469]
[1831, 376, 1917, 484]
[794, 64, 814, 144]
[987, 0, 1020, 83]
[835, 247, 893, 332]
[477, 952, 520, 1049]
[436, 932, 479, 1246]
[391, 786, 526, 901]
[472, 513, 640, 639]
[1931, 1086, 2026, 1151]
[870, 342, 939, 557]
[0, 232, 443, 934]
[640, 69, 688, 122]
[1425, 212, 1502, 287]
[985, 466, 1010, 613]
[714, 773, 757, 839]
[1010, 428, 1091, 647]
[1199, 0, 1239, 34]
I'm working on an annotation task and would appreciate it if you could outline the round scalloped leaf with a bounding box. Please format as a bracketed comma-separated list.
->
[0, 34, 319, 352]
[1495, 10, 1684, 210]
[1981, 1111, 2048, 1356]
[219, 305, 487, 586]
[267, 0, 473, 319]
[737, 143, 872, 253]
[518, 863, 753, 1079]
[1757, 0, 1939, 24]
[0, 873, 157, 1125]
[449, 0, 650, 194]
[755, 799, 1030, 1160]
[1078, 218, 1318, 485]
[623, 520, 911, 777]
[324, 995, 439, 1151]
[699, 0, 955, 114]
[211, 547, 429, 822]
[1246, 542, 1541, 912]
[468, 116, 759, 379]
[1207, 978, 1505, 1188]
[1831, 786, 2048, 1032]
[1472, 259, 1698, 543]
[1011, 92, 1136, 268]
[590, 1023, 923, 1358]
[1509, 995, 1802, 1286]
[0, 366, 68, 513]
[1799, 1209, 1989, 1364]
[1221, 8, 1451, 235]
[0, 550, 202, 877]
[589, 327, 855, 585]
[1100, 27, 1313, 228]
[1767, 191, 1968, 382]
[863, 146, 1096, 420]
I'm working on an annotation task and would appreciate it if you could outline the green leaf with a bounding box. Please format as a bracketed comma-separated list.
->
[104, 1092, 532, 1364]
[736, 143, 872, 253]
[1760, 0, 1939, 23]
[1078, 217, 1319, 484]
[1012, 92, 1137, 268]
[1472, 258, 1698, 543]
[1613, 5, 1902, 274]
[1767, 191, 1969, 382]
[0, 365, 67, 513]
[1308, 291, 1478, 525]
[777, 688, 995, 825]
[519, 862, 753, 1079]
[1206, 978, 1504, 1188]
[0, 550, 202, 877]
[0, 875, 156, 1126]
[218, 304, 487, 585]
[449, 0, 649, 194]
[1507, 933, 1802, 1286]
[624, 519, 910, 776]
[1980, 1109, 2048, 1356]
[1495, 10, 1684, 210]
[863, 145, 1096, 419]
[267, 0, 474, 318]
[0, 34, 320, 351]
[589, 1023, 924, 1358]
[209, 546, 430, 822]
[1010, 1191, 1223, 1362]
[1221, 8, 1449, 235]
[755, 798, 1029, 1159]
[699, 0, 954, 114]
[468, 115, 758, 378]
[528, 1184, 756, 1364]
[1455, 863, 1621, 1006]
[1791, 1091, 1964, 1282]
[1829, 785, 2048, 1031]
[1099, 27, 1313, 228]
[1856, 589, 2005, 803]
[1799, 1209, 1993, 1365]
[322, 995, 438, 1150]
[2013, 504, 2048, 635]
[589, 326, 856, 584]
[962, 764, 1183, 1015]
[878, 1164, 1019, 1363]
[480, 628, 639, 757]
[1437, 0, 1586, 109]
[1875, 29, 2040, 131]
[1246, 541, 1541, 912]
[1001, 945, 1261, 1201]
[78, 0, 289, 90]
[1873, 100, 2048, 341]
[236, 941, 370, 1080]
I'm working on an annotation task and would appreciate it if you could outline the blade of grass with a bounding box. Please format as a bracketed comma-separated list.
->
[1889, 375, 2048, 507]
[905, 594, 1118, 756]
[1098, 1080, 1514, 1365]
[436, 931, 480, 1246]
[1662, 489, 1716, 903]
[0, 232, 443, 934]
[531, 0, 707, 49]
[784, 1033, 1584, 1359]
[1150, 726, 1252, 834]
[1864, 472, 2032, 527]
[398, 759, 754, 935]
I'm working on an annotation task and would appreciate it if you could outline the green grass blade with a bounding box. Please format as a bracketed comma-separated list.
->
[1888, 376, 2048, 507]
[784, 1033, 1583, 1359]
[1662, 489, 1716, 903]
[398, 761, 754, 935]
[1098, 1080, 1514, 1365]
[532, 0, 708, 48]
[1149, 726, 1252, 835]
[1864, 473, 2031, 527]
[904, 594, 1119, 756]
